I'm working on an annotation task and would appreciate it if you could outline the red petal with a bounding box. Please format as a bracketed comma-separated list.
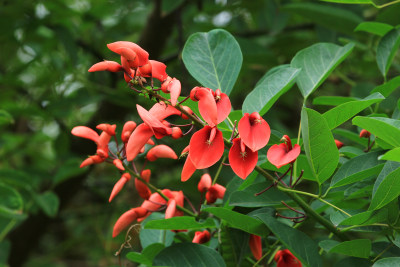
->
[165, 199, 176, 219]
[136, 169, 151, 199]
[97, 131, 112, 153]
[96, 123, 116, 136]
[209, 184, 226, 199]
[146, 145, 178, 161]
[267, 143, 301, 168]
[126, 124, 153, 161]
[112, 209, 137, 237]
[192, 230, 211, 244]
[238, 112, 271, 152]
[189, 126, 224, 169]
[216, 91, 231, 124]
[88, 61, 123, 72]
[79, 155, 104, 168]
[149, 60, 168, 81]
[275, 249, 302, 267]
[191, 87, 218, 126]
[229, 138, 258, 179]
[335, 139, 344, 149]
[121, 121, 137, 143]
[137, 104, 171, 137]
[149, 102, 182, 120]
[107, 41, 149, 66]
[113, 159, 125, 171]
[109, 174, 129, 202]
[168, 78, 181, 106]
[198, 173, 212, 193]
[71, 126, 99, 143]
[181, 154, 197, 182]
[249, 235, 262, 260]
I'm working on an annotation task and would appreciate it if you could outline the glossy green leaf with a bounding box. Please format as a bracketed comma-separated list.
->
[283, 3, 362, 35]
[0, 184, 23, 219]
[220, 224, 249, 267]
[369, 166, 400, 210]
[353, 116, 400, 147]
[355, 22, 394, 36]
[313, 96, 358, 106]
[373, 161, 400, 196]
[33, 191, 59, 218]
[380, 147, 400, 162]
[242, 65, 300, 115]
[127, 243, 165, 266]
[377, 28, 400, 79]
[323, 93, 384, 129]
[372, 76, 400, 98]
[255, 213, 322, 267]
[333, 128, 368, 146]
[203, 207, 269, 236]
[339, 146, 365, 158]
[144, 216, 215, 230]
[339, 209, 387, 226]
[291, 43, 354, 98]
[0, 110, 14, 126]
[372, 257, 400, 267]
[321, 0, 372, 3]
[140, 213, 174, 249]
[302, 108, 339, 184]
[153, 243, 226, 267]
[330, 152, 384, 188]
[329, 239, 371, 258]
[182, 29, 242, 95]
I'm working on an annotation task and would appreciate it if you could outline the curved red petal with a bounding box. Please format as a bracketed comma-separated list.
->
[88, 61, 123, 72]
[121, 121, 137, 143]
[229, 138, 258, 179]
[126, 124, 153, 161]
[71, 126, 99, 143]
[137, 104, 171, 137]
[112, 209, 138, 237]
[181, 154, 197, 182]
[149, 60, 168, 81]
[191, 87, 218, 126]
[146, 145, 178, 162]
[249, 235, 262, 260]
[97, 123, 116, 136]
[198, 173, 212, 193]
[267, 143, 301, 168]
[189, 126, 224, 169]
[107, 41, 149, 66]
[238, 113, 271, 152]
[165, 199, 176, 219]
[149, 102, 182, 120]
[113, 159, 125, 171]
[216, 93, 231, 124]
[192, 230, 211, 244]
[168, 78, 181, 106]
[109, 175, 128, 202]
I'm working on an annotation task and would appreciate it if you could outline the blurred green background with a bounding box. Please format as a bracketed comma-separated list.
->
[1, 0, 399, 266]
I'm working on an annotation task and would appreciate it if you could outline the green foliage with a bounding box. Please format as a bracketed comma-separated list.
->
[376, 28, 400, 79]
[144, 216, 216, 230]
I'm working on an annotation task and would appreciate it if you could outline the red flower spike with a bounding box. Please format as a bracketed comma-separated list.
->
[107, 41, 149, 66]
[113, 159, 125, 171]
[126, 124, 154, 161]
[192, 230, 211, 244]
[165, 199, 176, 219]
[215, 89, 231, 124]
[112, 207, 147, 238]
[171, 127, 183, 139]
[274, 249, 302, 267]
[137, 104, 172, 138]
[198, 173, 212, 193]
[135, 169, 151, 199]
[146, 145, 178, 162]
[190, 87, 218, 127]
[88, 61, 123, 72]
[71, 126, 99, 143]
[109, 173, 131, 202]
[229, 138, 258, 179]
[360, 129, 371, 138]
[335, 139, 344, 149]
[206, 184, 226, 203]
[121, 121, 137, 143]
[267, 135, 301, 169]
[79, 155, 104, 168]
[249, 235, 262, 260]
[189, 126, 224, 169]
[238, 112, 271, 152]
[96, 123, 116, 136]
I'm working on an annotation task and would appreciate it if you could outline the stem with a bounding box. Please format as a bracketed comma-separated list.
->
[336, 70, 356, 87]
[372, 243, 394, 262]
[373, 0, 400, 8]
[0, 219, 17, 242]
[212, 155, 226, 185]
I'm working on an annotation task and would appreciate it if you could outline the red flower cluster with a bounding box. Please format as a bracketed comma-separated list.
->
[274, 249, 302, 267]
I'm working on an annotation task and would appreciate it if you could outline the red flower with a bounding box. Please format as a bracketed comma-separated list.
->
[146, 145, 178, 162]
[161, 77, 182, 106]
[121, 121, 137, 143]
[189, 126, 224, 169]
[109, 173, 131, 202]
[359, 129, 371, 138]
[112, 207, 148, 238]
[180, 146, 197, 182]
[334, 139, 344, 149]
[198, 174, 212, 193]
[138, 60, 168, 82]
[267, 135, 300, 168]
[238, 112, 270, 152]
[274, 249, 302, 267]
[107, 41, 149, 67]
[135, 170, 151, 200]
[229, 138, 258, 179]
[137, 104, 172, 139]
[192, 230, 211, 244]
[205, 184, 226, 204]
[249, 234, 262, 260]
[88, 60, 123, 72]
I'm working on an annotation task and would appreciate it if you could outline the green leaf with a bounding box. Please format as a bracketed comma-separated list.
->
[369, 166, 400, 210]
[373, 161, 400, 196]
[339, 209, 387, 226]
[144, 217, 215, 230]
[353, 116, 400, 147]
[323, 93, 385, 129]
[329, 239, 371, 258]
[354, 22, 394, 36]
[319, 240, 340, 252]
[372, 257, 400, 267]
[182, 29, 242, 95]
[203, 207, 269, 236]
[255, 213, 322, 267]
[372, 76, 400, 98]
[0, 184, 23, 219]
[330, 152, 384, 188]
[140, 213, 175, 249]
[380, 147, 400, 162]
[321, 0, 372, 4]
[377, 28, 400, 79]
[339, 146, 365, 158]
[33, 191, 59, 217]
[242, 65, 300, 115]
[291, 42, 354, 98]
[282, 3, 362, 35]
[229, 182, 291, 207]
[220, 224, 249, 267]
[153, 243, 226, 267]
[127, 243, 165, 265]
[302, 108, 339, 184]
[313, 96, 358, 106]
[0, 110, 14, 126]
[333, 128, 368, 147]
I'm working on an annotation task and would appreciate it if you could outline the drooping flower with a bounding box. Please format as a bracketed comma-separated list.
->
[121, 121, 137, 143]
[334, 139, 344, 149]
[112, 159, 125, 171]
[192, 230, 211, 244]
[249, 234, 262, 260]
[135, 170, 151, 200]
[229, 138, 258, 179]
[198, 174, 212, 193]
[181, 146, 197, 182]
[238, 112, 270, 152]
[267, 135, 301, 168]
[359, 129, 371, 138]
[107, 41, 149, 67]
[96, 123, 116, 136]
[189, 126, 224, 169]
[161, 77, 181, 106]
[274, 249, 302, 267]
[205, 184, 226, 204]
[109, 173, 131, 202]
[88, 60, 123, 72]
[112, 207, 148, 238]
[146, 145, 178, 162]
